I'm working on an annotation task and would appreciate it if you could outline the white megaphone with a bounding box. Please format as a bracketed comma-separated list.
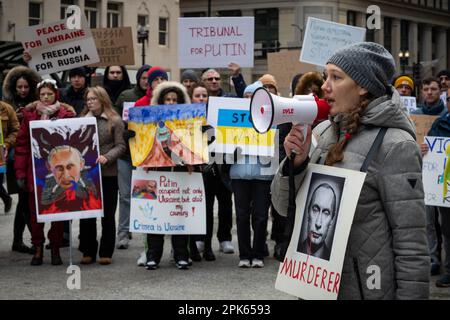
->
[250, 87, 319, 134]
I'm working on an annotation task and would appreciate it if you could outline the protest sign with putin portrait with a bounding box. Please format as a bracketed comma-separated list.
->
[275, 164, 365, 300]
[30, 118, 103, 222]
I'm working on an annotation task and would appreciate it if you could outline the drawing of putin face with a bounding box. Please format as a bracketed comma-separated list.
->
[307, 184, 336, 246]
[47, 147, 85, 190]
[147, 180, 157, 193]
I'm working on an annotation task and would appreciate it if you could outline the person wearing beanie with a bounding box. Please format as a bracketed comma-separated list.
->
[134, 66, 168, 107]
[230, 78, 274, 268]
[114, 64, 151, 250]
[15, 79, 76, 266]
[394, 75, 414, 97]
[243, 81, 263, 98]
[272, 42, 429, 299]
[258, 74, 278, 95]
[59, 66, 89, 115]
[437, 70, 450, 105]
[180, 69, 199, 91]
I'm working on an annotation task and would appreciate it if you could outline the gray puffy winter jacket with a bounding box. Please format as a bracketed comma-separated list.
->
[271, 90, 430, 300]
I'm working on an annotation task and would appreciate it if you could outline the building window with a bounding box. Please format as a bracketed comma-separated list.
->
[218, 10, 242, 17]
[138, 15, 148, 28]
[29, 2, 42, 26]
[255, 8, 279, 59]
[159, 17, 168, 46]
[107, 2, 121, 28]
[85, 0, 98, 28]
[184, 12, 207, 17]
[60, 0, 75, 19]
[347, 11, 356, 26]
[383, 17, 392, 53]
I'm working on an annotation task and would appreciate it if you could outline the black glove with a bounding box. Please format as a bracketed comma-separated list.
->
[17, 178, 26, 191]
[202, 125, 215, 145]
[123, 128, 136, 140]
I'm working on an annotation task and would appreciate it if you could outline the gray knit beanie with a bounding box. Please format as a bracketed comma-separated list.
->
[327, 42, 395, 97]
[181, 69, 199, 83]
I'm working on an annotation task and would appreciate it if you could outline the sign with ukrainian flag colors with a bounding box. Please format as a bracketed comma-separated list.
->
[128, 104, 208, 167]
[207, 97, 276, 157]
[423, 136, 450, 207]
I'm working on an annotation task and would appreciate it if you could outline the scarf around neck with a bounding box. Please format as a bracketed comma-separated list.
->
[36, 101, 61, 120]
[419, 99, 445, 115]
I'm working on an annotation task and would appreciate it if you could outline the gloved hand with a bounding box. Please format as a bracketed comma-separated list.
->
[123, 128, 136, 140]
[17, 178, 26, 191]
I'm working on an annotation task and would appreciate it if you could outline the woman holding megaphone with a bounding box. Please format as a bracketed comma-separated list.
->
[271, 42, 429, 299]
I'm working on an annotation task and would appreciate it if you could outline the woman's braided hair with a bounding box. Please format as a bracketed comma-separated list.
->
[324, 94, 374, 166]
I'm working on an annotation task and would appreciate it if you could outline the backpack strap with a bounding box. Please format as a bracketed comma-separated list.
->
[360, 127, 388, 173]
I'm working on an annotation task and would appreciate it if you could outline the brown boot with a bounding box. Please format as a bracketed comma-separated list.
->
[30, 246, 43, 266]
[51, 247, 63, 266]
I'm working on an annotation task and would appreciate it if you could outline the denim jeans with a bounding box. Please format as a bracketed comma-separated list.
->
[117, 159, 133, 236]
[438, 207, 450, 274]
[426, 205, 440, 265]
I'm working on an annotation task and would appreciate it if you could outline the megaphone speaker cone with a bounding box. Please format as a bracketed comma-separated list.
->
[250, 87, 274, 134]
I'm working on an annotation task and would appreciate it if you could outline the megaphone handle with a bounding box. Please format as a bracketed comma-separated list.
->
[302, 125, 308, 140]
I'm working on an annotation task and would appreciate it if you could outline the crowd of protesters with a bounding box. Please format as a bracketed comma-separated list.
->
[1, 41, 450, 299]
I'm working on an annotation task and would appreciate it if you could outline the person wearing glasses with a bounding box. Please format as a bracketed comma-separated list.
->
[199, 68, 236, 255]
[78, 86, 126, 266]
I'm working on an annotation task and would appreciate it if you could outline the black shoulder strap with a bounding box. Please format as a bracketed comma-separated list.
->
[360, 127, 388, 173]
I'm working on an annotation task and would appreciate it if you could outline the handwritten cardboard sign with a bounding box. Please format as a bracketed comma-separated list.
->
[423, 136, 450, 207]
[129, 170, 206, 234]
[207, 96, 276, 157]
[400, 96, 417, 114]
[16, 14, 99, 75]
[89, 27, 135, 67]
[275, 164, 366, 300]
[300, 17, 366, 66]
[410, 114, 438, 144]
[178, 17, 254, 68]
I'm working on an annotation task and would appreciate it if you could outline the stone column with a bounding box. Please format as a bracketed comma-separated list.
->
[408, 21, 419, 67]
[436, 27, 448, 72]
[374, 16, 384, 46]
[392, 18, 401, 72]
[420, 24, 432, 63]
[100, 0, 107, 28]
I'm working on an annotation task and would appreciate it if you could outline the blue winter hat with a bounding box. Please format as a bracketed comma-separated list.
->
[147, 66, 168, 85]
[244, 81, 263, 96]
